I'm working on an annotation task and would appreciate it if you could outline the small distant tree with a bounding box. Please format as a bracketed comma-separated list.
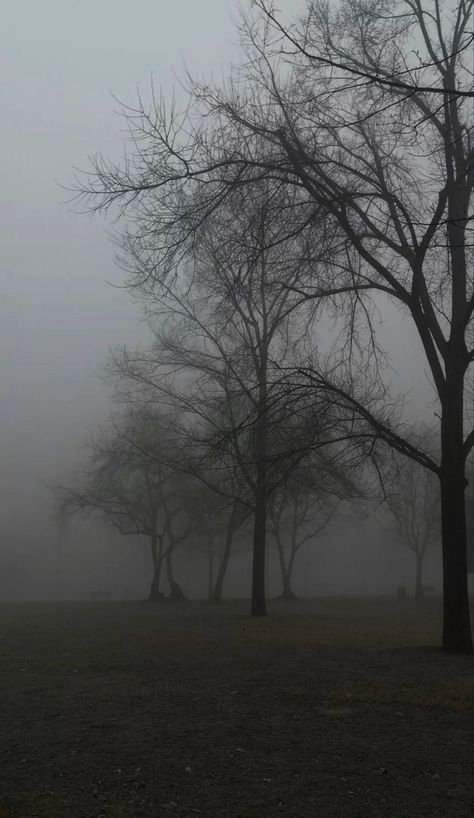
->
[268, 488, 335, 599]
[56, 410, 191, 601]
[385, 457, 441, 600]
[184, 480, 249, 601]
[268, 451, 360, 597]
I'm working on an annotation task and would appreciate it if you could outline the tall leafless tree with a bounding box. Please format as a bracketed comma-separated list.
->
[108, 183, 340, 614]
[74, 0, 473, 650]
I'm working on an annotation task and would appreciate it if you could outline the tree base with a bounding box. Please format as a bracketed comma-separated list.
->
[251, 599, 267, 616]
[147, 590, 166, 602]
[277, 590, 298, 601]
[210, 594, 224, 604]
[168, 590, 187, 601]
[442, 643, 473, 654]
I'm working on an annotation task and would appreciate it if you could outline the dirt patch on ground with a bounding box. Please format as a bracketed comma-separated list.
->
[0, 598, 473, 816]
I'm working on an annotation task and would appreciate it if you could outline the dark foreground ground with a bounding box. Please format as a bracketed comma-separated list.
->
[0, 598, 473, 817]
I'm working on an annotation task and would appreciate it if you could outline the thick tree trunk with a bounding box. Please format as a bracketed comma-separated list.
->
[148, 532, 163, 601]
[439, 91, 472, 652]
[440, 373, 472, 651]
[165, 545, 186, 600]
[414, 554, 424, 602]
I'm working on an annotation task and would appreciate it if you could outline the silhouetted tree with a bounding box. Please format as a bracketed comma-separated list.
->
[184, 481, 250, 601]
[56, 410, 191, 600]
[268, 452, 360, 597]
[74, 0, 473, 650]
[385, 455, 441, 600]
[106, 183, 338, 615]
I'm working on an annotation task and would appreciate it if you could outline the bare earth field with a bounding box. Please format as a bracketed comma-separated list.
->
[0, 597, 473, 817]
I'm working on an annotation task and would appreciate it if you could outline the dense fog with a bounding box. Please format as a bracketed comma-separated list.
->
[0, 502, 442, 603]
[0, 0, 465, 607]
[2, 3, 473, 816]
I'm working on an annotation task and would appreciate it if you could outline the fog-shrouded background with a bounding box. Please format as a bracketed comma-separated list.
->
[1, 0, 441, 602]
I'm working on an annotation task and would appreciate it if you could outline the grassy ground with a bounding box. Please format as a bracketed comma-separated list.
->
[0, 597, 473, 817]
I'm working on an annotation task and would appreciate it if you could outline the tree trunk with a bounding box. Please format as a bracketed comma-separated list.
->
[251, 369, 268, 616]
[166, 545, 186, 600]
[280, 563, 294, 597]
[274, 534, 295, 599]
[282, 514, 299, 599]
[148, 532, 163, 601]
[414, 553, 424, 602]
[211, 513, 236, 603]
[252, 484, 267, 615]
[440, 371, 472, 651]
[207, 544, 214, 601]
[279, 572, 296, 600]
[284, 548, 298, 599]
[439, 92, 472, 652]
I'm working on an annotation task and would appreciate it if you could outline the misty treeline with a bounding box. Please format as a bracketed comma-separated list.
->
[64, 0, 472, 651]
[57, 185, 365, 607]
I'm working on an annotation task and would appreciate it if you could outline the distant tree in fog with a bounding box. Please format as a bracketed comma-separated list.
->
[105, 180, 345, 616]
[185, 481, 250, 601]
[268, 488, 335, 600]
[90, 161, 375, 611]
[268, 455, 360, 599]
[56, 410, 192, 601]
[385, 455, 441, 600]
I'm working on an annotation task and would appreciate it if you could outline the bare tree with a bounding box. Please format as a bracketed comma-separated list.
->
[184, 480, 250, 601]
[107, 183, 338, 615]
[268, 487, 334, 599]
[385, 455, 441, 600]
[74, 0, 473, 649]
[268, 438, 362, 596]
[229, 0, 474, 651]
[56, 410, 191, 601]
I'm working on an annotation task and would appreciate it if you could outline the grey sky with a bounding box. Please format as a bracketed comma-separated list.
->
[1, 0, 434, 587]
[1, 1, 249, 524]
